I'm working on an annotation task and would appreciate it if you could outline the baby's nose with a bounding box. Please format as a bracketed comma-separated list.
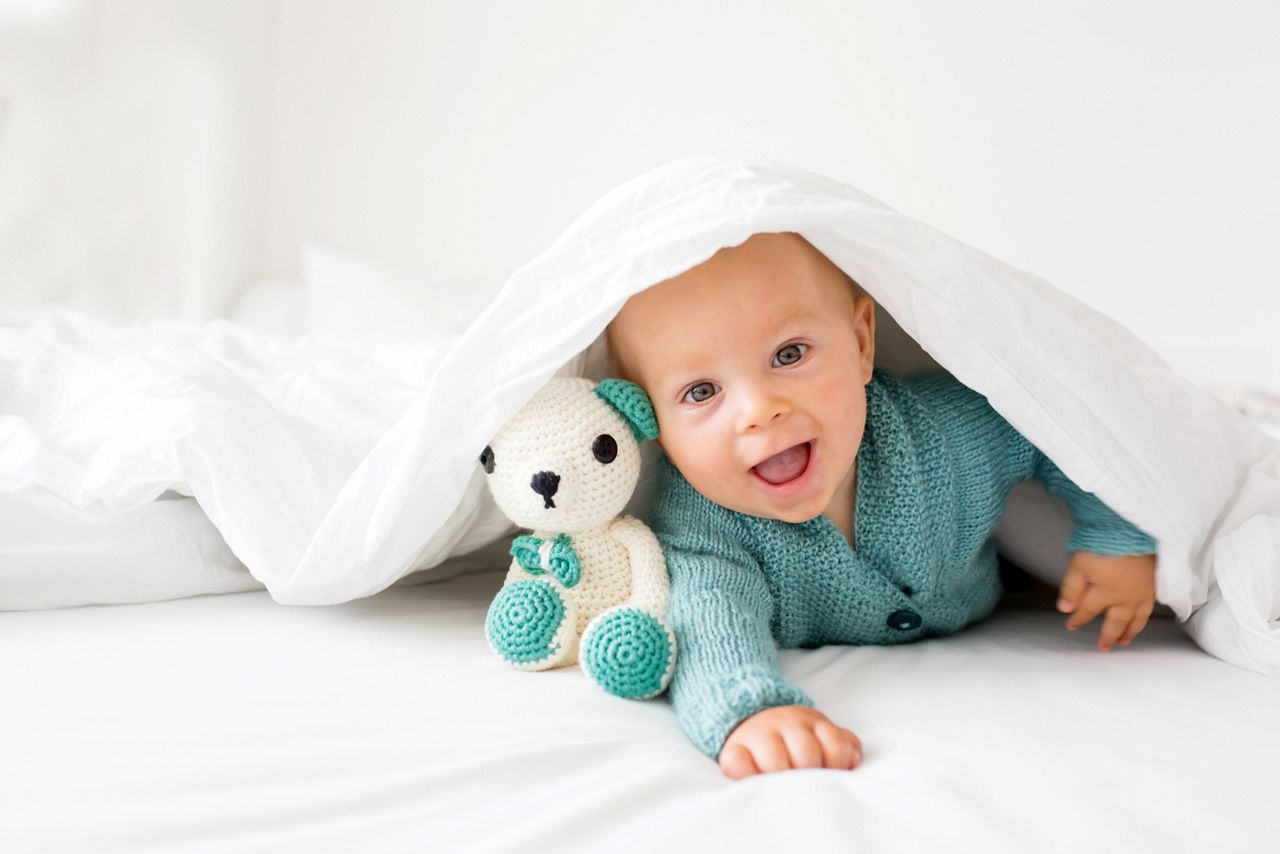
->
[737, 389, 791, 432]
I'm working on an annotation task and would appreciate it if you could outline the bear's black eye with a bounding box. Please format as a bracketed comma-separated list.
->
[479, 445, 495, 474]
[592, 434, 618, 464]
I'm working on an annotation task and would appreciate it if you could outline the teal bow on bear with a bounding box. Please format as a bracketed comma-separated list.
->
[510, 533, 581, 588]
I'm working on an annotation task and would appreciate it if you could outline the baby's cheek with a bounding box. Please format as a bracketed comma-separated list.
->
[684, 459, 748, 512]
[656, 422, 693, 463]
[818, 383, 866, 431]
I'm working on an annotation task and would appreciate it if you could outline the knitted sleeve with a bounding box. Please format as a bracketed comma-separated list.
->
[1029, 452, 1157, 556]
[910, 372, 1157, 557]
[649, 458, 814, 759]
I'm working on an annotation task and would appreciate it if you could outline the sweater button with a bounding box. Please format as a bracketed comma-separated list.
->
[887, 609, 922, 631]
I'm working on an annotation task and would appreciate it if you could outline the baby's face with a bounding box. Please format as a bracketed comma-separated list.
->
[608, 233, 875, 524]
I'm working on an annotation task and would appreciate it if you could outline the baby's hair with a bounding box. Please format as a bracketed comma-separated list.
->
[604, 232, 869, 384]
[837, 267, 865, 301]
[792, 234, 866, 303]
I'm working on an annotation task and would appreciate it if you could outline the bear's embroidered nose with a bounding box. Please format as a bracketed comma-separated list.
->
[530, 471, 560, 509]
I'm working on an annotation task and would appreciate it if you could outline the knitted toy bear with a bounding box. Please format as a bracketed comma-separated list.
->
[479, 377, 677, 700]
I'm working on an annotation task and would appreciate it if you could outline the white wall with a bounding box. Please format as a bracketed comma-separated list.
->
[267, 0, 1279, 384]
[3, 1, 1277, 384]
[0, 0, 273, 320]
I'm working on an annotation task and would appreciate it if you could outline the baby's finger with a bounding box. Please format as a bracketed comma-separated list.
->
[781, 726, 825, 770]
[1065, 591, 1106, 631]
[1057, 564, 1088, 613]
[719, 743, 760, 780]
[1097, 606, 1133, 652]
[814, 721, 862, 770]
[1118, 603, 1156, 646]
[750, 732, 793, 774]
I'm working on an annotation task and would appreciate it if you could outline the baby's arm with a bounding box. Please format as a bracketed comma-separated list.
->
[653, 462, 860, 776]
[1030, 453, 1157, 559]
[1029, 453, 1158, 650]
[666, 546, 863, 777]
[663, 536, 812, 761]
[918, 373, 1158, 649]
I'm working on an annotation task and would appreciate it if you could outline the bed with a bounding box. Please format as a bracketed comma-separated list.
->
[5, 558, 1278, 852]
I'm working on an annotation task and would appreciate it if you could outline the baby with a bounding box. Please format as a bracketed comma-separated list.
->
[605, 232, 1158, 779]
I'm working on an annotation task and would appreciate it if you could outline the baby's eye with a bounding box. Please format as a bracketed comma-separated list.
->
[683, 382, 719, 404]
[772, 343, 808, 367]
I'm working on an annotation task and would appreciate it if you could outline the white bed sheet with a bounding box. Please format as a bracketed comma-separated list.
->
[5, 570, 1276, 853]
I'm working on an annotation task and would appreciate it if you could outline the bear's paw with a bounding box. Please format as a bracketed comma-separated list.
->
[485, 578, 576, 671]
[580, 606, 677, 699]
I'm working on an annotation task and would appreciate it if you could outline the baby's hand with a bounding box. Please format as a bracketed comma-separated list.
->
[718, 705, 862, 779]
[1056, 552, 1157, 652]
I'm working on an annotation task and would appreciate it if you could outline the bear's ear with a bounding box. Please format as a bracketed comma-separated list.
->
[593, 379, 659, 442]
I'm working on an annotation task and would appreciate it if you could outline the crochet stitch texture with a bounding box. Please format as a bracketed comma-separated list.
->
[650, 369, 1157, 758]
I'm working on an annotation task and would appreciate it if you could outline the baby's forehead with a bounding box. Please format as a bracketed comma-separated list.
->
[611, 298, 818, 385]
[607, 232, 851, 376]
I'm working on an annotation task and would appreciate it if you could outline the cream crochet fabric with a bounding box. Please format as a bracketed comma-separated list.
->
[481, 377, 677, 699]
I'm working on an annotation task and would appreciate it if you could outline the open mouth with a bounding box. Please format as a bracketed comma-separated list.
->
[750, 441, 815, 489]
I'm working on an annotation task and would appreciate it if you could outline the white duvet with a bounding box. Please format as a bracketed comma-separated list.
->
[2, 157, 1277, 677]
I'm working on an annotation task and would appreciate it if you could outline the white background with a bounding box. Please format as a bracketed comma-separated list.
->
[2, 0, 1276, 384]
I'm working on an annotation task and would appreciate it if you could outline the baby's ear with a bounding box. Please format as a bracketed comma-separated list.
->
[594, 379, 659, 442]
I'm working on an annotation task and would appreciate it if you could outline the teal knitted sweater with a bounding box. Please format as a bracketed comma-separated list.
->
[649, 369, 1157, 758]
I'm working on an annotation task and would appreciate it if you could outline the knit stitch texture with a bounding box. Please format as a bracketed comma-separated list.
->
[649, 369, 1157, 758]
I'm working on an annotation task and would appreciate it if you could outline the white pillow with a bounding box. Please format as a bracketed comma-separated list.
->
[301, 246, 496, 338]
[226, 279, 305, 337]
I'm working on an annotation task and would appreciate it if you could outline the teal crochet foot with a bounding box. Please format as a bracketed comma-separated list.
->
[485, 578, 577, 671]
[580, 606, 678, 700]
